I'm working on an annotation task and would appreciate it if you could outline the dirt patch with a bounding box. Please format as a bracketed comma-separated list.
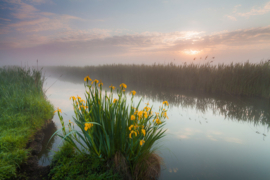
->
[15, 120, 54, 180]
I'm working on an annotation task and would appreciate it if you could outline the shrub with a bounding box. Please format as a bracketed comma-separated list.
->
[52, 76, 169, 179]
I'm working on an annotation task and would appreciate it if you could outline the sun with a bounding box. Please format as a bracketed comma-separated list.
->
[182, 49, 201, 55]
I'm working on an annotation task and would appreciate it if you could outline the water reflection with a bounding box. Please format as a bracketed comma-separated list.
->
[38, 120, 58, 166]
[49, 74, 270, 130]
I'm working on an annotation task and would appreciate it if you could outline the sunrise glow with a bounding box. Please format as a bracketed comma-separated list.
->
[182, 49, 202, 55]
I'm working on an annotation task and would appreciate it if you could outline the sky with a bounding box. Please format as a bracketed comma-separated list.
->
[0, 0, 270, 66]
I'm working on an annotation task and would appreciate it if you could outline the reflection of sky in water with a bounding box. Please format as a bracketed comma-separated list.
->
[41, 77, 270, 180]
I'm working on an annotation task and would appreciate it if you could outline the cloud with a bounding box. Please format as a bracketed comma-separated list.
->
[168, 26, 270, 52]
[0, 0, 83, 34]
[0, 18, 11, 21]
[238, 1, 270, 17]
[176, 128, 202, 139]
[224, 137, 243, 144]
[25, 0, 54, 4]
[8, 15, 82, 33]
[1, 26, 270, 58]
[225, 15, 237, 21]
[9, 0, 40, 19]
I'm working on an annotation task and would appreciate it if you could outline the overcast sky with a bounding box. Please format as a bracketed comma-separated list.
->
[0, 0, 270, 66]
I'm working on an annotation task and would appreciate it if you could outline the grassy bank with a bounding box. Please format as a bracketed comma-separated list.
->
[49, 143, 122, 180]
[45, 61, 270, 98]
[0, 67, 54, 179]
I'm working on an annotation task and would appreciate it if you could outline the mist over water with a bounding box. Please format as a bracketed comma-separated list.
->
[41, 74, 270, 180]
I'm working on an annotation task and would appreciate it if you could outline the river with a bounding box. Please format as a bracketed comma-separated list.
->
[39, 76, 270, 180]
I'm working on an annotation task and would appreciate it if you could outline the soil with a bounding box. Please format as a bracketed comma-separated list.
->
[15, 119, 54, 180]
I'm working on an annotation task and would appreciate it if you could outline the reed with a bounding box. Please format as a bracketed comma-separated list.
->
[45, 61, 270, 98]
[0, 66, 54, 179]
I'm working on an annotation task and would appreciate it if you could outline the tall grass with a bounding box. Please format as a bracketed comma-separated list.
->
[45, 61, 270, 98]
[51, 78, 168, 179]
[0, 66, 54, 179]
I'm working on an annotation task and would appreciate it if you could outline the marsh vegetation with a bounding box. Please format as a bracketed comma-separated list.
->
[46, 61, 270, 98]
[0, 67, 54, 179]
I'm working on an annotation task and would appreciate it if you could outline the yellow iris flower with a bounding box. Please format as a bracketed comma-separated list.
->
[141, 129, 146, 136]
[84, 76, 92, 82]
[130, 90, 136, 96]
[98, 82, 103, 87]
[113, 99, 118, 103]
[54, 107, 62, 113]
[163, 112, 169, 119]
[91, 79, 99, 84]
[69, 96, 76, 101]
[129, 130, 137, 138]
[120, 83, 127, 89]
[109, 85, 115, 90]
[163, 101, 169, 106]
[143, 112, 148, 118]
[84, 123, 93, 131]
[131, 115, 135, 120]
[80, 99, 85, 103]
[140, 140, 145, 146]
[129, 125, 134, 131]
[144, 107, 150, 111]
[155, 119, 161, 124]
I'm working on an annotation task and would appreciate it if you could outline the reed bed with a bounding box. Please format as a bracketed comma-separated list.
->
[48, 72, 270, 129]
[45, 61, 270, 98]
[0, 66, 54, 179]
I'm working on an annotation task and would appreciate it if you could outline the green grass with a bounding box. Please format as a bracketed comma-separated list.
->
[0, 66, 54, 179]
[45, 61, 270, 98]
[49, 143, 122, 180]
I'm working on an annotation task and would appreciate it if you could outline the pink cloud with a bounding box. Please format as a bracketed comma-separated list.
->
[0, 0, 83, 34]
[8, 15, 82, 33]
[1, 26, 270, 54]
[11, 0, 39, 19]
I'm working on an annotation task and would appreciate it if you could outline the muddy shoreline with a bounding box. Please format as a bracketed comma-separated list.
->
[15, 119, 54, 180]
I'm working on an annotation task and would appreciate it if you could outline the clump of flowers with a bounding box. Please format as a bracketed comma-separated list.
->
[51, 76, 169, 179]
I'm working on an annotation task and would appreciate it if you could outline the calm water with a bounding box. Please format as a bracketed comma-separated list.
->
[39, 77, 270, 180]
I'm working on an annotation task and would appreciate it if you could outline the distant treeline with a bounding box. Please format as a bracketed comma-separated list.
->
[45, 61, 270, 98]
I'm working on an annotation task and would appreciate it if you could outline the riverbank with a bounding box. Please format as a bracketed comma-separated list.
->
[0, 67, 54, 179]
[16, 120, 54, 180]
